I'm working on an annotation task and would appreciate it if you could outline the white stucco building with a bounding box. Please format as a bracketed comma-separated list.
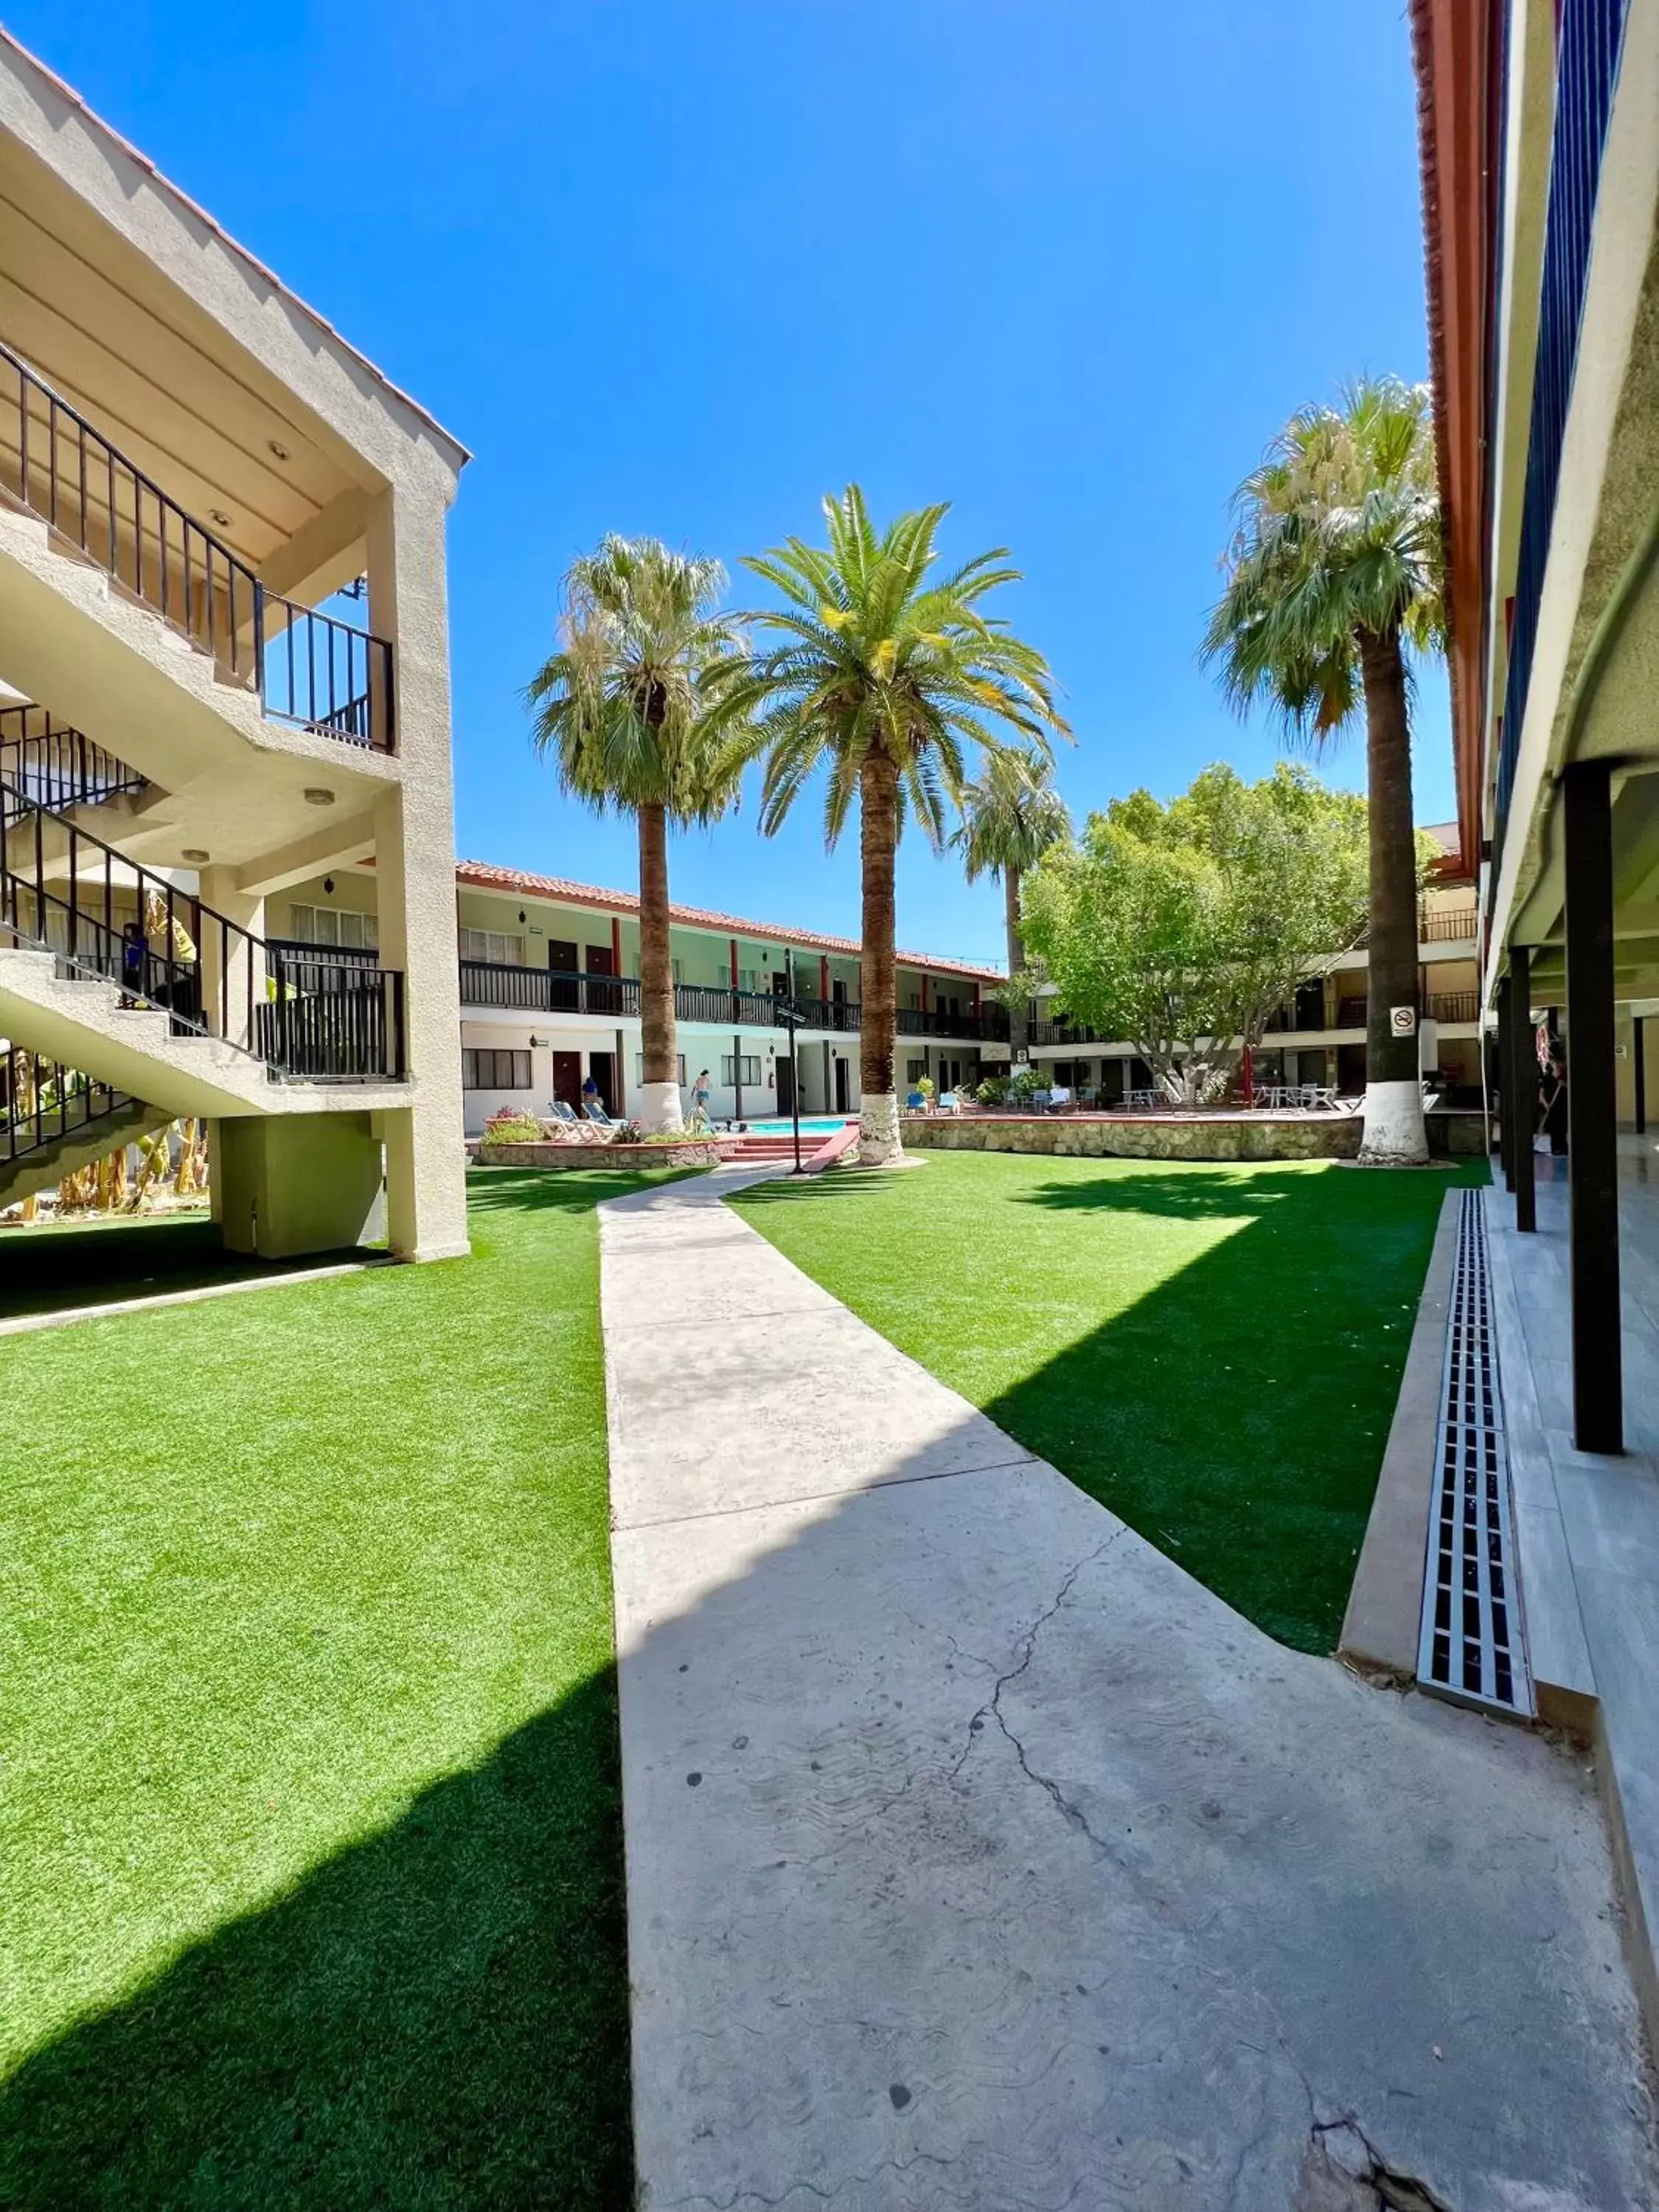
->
[0, 31, 468, 1256]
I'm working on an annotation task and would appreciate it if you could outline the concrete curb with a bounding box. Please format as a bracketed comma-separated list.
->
[0, 1254, 392, 1337]
[1338, 1186, 1461, 1675]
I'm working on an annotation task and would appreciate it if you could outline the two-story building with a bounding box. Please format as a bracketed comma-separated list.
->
[1416, 0, 1656, 1450]
[1021, 824, 1485, 1105]
[258, 858, 1009, 1134]
[0, 31, 468, 1257]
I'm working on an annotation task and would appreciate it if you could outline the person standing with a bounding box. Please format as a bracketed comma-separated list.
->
[1540, 1048, 1568, 1157]
[691, 1068, 713, 1126]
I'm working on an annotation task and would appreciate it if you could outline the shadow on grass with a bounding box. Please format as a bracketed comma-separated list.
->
[465, 1164, 700, 1218]
[0, 1216, 362, 1323]
[0, 1671, 631, 2211]
[739, 1160, 1483, 1652]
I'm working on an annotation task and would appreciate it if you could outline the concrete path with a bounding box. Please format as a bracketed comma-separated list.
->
[601, 1169, 1655, 2212]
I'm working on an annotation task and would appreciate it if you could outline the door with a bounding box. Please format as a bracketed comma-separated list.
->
[586, 942, 618, 1015]
[776, 1054, 796, 1114]
[588, 1050, 616, 1116]
[549, 940, 579, 1012]
[834, 1056, 850, 1112]
[771, 970, 790, 1000]
[552, 1051, 582, 1107]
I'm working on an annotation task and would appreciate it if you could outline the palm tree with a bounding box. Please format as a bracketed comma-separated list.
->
[526, 536, 747, 1133]
[1201, 378, 1444, 1165]
[712, 486, 1065, 1163]
[953, 748, 1071, 1061]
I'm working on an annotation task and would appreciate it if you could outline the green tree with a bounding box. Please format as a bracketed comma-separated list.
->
[952, 748, 1071, 1060]
[1020, 764, 1371, 1105]
[712, 486, 1065, 1161]
[1201, 378, 1444, 1163]
[526, 537, 746, 1132]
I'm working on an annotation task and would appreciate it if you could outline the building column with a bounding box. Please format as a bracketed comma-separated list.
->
[366, 477, 469, 1262]
[1562, 760, 1622, 1455]
[1497, 974, 1514, 1190]
[1508, 944, 1536, 1233]
[196, 866, 265, 1054]
[1636, 1014, 1647, 1135]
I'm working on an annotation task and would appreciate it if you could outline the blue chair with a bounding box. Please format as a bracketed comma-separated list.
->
[905, 1090, 927, 1112]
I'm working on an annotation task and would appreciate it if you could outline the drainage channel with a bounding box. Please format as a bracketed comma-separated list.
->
[1416, 1188, 1534, 1719]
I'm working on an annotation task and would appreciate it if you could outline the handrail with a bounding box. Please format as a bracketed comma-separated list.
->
[0, 705, 145, 814]
[1, 1047, 131, 1166]
[0, 338, 394, 751]
[1495, 0, 1632, 843]
[1, 777, 404, 1080]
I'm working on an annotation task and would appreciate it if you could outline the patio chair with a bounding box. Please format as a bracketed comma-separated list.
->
[543, 1099, 585, 1140]
[938, 1091, 961, 1113]
[905, 1090, 927, 1111]
[583, 1099, 622, 1130]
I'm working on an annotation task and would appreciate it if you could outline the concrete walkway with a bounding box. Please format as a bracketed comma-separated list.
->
[602, 1168, 1655, 2212]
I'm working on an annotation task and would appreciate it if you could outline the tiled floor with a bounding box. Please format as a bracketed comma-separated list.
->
[1486, 1135, 1659, 2028]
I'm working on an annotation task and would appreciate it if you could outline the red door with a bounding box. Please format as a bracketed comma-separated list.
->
[552, 1051, 582, 1106]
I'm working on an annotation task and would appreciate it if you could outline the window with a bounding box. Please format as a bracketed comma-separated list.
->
[289, 902, 378, 951]
[672, 958, 684, 985]
[722, 1055, 760, 1086]
[460, 928, 523, 967]
[463, 1048, 532, 1091]
[906, 1059, 927, 1084]
[738, 968, 759, 994]
[635, 1054, 686, 1085]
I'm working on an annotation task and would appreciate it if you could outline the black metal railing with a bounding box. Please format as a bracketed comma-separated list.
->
[1, 1048, 131, 1167]
[457, 960, 644, 1018]
[1495, 0, 1632, 840]
[675, 981, 790, 1028]
[1428, 990, 1480, 1025]
[0, 706, 146, 814]
[1420, 907, 1478, 944]
[0, 338, 394, 751]
[1, 779, 404, 1080]
[1029, 1018, 1107, 1048]
[793, 995, 861, 1034]
[1336, 995, 1368, 1029]
[897, 1004, 1008, 1040]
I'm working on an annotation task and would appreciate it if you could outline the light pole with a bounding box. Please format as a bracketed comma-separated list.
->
[781, 950, 806, 1173]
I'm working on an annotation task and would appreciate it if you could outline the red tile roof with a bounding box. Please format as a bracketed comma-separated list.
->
[453, 860, 1006, 981]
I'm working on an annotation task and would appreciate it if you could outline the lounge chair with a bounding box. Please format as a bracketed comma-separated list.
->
[544, 1100, 585, 1141]
[583, 1098, 622, 1130]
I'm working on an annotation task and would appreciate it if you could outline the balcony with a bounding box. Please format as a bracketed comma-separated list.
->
[897, 1004, 1009, 1041]
[456, 962, 1012, 1041]
[1496, 0, 1632, 840]
[0, 339, 394, 751]
[1420, 906, 1478, 945]
[459, 961, 641, 1018]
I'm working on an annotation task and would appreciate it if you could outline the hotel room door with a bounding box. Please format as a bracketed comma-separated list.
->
[552, 1051, 582, 1107]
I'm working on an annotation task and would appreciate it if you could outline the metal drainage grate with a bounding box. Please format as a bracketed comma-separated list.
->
[1416, 1189, 1534, 1717]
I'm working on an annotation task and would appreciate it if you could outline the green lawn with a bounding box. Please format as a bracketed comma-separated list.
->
[731, 1152, 1481, 1652]
[0, 1167, 669, 2211]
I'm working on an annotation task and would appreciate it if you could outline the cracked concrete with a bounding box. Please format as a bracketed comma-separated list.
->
[602, 1169, 1656, 2211]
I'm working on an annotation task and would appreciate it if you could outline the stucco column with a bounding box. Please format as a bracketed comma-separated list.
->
[366, 476, 468, 1262]
[196, 866, 265, 1053]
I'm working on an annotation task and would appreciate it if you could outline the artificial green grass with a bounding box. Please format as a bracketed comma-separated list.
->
[0, 1167, 675, 2211]
[0, 1212, 354, 1321]
[731, 1153, 1484, 1653]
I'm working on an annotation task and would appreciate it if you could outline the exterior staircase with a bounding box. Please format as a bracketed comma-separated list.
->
[1, 1082, 168, 1213]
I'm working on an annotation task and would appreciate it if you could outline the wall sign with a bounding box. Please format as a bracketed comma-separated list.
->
[1390, 1004, 1418, 1037]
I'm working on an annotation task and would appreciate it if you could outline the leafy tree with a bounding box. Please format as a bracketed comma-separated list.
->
[1020, 765, 1370, 1104]
[953, 748, 1071, 1060]
[712, 486, 1065, 1161]
[526, 537, 746, 1132]
[1201, 377, 1444, 1163]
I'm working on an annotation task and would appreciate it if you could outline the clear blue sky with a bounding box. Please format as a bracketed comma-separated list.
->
[16, 0, 1447, 967]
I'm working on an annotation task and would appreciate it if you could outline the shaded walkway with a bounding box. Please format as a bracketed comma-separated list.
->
[602, 1169, 1653, 2211]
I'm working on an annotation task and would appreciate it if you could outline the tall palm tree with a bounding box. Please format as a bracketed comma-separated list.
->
[712, 486, 1065, 1164]
[527, 536, 746, 1133]
[1201, 378, 1444, 1165]
[953, 748, 1071, 1060]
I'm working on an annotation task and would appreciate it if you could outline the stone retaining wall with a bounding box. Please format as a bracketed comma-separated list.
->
[900, 1113, 1362, 1162]
[476, 1139, 728, 1170]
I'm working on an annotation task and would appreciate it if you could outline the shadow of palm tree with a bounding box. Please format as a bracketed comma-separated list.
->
[0, 1674, 631, 2211]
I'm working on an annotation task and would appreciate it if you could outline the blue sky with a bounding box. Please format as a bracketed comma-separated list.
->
[16, 1, 1446, 967]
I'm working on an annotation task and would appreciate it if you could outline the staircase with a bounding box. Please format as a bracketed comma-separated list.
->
[0, 757, 406, 1114]
[1, 1051, 167, 1212]
[726, 1132, 812, 1164]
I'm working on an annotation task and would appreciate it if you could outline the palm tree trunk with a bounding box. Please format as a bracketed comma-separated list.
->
[636, 801, 683, 1133]
[858, 751, 902, 1163]
[1358, 626, 1427, 1164]
[1004, 866, 1028, 1060]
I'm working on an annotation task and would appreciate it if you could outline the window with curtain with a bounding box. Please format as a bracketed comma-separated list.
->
[721, 1055, 760, 1085]
[288, 903, 378, 950]
[462, 1048, 532, 1090]
[460, 928, 523, 967]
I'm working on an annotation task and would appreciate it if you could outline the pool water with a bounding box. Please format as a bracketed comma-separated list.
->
[735, 1116, 855, 1136]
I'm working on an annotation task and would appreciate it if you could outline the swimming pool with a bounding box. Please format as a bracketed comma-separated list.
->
[735, 1116, 855, 1136]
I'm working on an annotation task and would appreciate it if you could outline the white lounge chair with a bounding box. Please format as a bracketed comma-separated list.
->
[583, 1098, 622, 1130]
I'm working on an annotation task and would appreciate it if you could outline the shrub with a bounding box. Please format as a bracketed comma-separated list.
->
[483, 1109, 545, 1144]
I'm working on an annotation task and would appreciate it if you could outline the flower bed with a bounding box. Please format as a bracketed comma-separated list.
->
[476, 1138, 731, 1171]
[900, 1112, 1360, 1163]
